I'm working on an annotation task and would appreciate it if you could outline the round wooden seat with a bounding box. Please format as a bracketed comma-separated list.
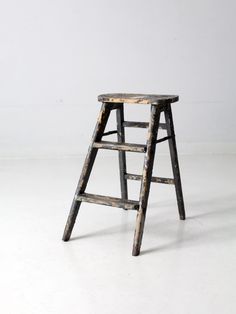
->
[98, 93, 179, 105]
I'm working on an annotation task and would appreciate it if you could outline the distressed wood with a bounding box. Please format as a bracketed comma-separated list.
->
[62, 94, 186, 257]
[77, 193, 138, 210]
[123, 121, 149, 128]
[132, 105, 161, 256]
[98, 93, 179, 105]
[123, 121, 167, 130]
[62, 103, 111, 241]
[116, 104, 128, 207]
[93, 141, 146, 153]
[125, 173, 174, 185]
[164, 104, 186, 220]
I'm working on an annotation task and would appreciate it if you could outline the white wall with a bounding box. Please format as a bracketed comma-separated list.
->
[0, 0, 236, 158]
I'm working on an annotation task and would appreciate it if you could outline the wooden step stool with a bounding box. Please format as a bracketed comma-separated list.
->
[62, 93, 186, 256]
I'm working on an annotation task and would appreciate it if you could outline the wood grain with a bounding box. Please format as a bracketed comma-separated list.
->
[98, 93, 179, 105]
[123, 121, 167, 129]
[132, 105, 161, 256]
[77, 193, 139, 210]
[125, 173, 174, 185]
[93, 141, 146, 153]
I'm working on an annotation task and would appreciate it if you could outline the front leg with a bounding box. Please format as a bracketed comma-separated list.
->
[132, 105, 161, 256]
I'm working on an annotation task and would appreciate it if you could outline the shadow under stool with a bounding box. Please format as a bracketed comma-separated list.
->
[62, 93, 186, 256]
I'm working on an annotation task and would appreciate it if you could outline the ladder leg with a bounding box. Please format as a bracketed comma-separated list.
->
[132, 105, 161, 256]
[164, 104, 186, 220]
[62, 103, 111, 241]
[116, 103, 128, 208]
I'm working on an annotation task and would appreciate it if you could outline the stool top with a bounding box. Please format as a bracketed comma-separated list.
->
[98, 93, 179, 105]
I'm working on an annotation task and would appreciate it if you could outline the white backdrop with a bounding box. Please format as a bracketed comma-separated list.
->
[0, 0, 236, 158]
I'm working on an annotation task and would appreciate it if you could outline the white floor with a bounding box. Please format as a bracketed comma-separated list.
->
[0, 153, 236, 314]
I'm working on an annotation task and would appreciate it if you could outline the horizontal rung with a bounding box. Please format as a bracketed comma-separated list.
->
[159, 123, 167, 130]
[156, 136, 171, 144]
[125, 173, 175, 185]
[102, 130, 118, 136]
[123, 121, 167, 130]
[123, 121, 148, 128]
[109, 103, 123, 110]
[93, 141, 146, 153]
[76, 193, 139, 210]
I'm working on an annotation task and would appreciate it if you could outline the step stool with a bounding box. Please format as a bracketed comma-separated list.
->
[62, 93, 186, 256]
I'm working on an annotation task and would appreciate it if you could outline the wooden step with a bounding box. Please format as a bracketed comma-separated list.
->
[76, 193, 139, 210]
[123, 121, 167, 130]
[93, 141, 146, 153]
[125, 173, 175, 185]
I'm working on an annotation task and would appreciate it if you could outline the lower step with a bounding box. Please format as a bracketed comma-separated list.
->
[76, 193, 139, 210]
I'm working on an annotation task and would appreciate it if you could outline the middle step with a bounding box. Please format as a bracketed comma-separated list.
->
[93, 141, 146, 153]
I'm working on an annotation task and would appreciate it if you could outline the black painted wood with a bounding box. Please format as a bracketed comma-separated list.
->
[77, 193, 139, 210]
[62, 103, 112, 241]
[132, 105, 161, 256]
[125, 173, 174, 185]
[108, 103, 124, 110]
[116, 104, 128, 208]
[164, 104, 186, 220]
[155, 136, 172, 144]
[102, 130, 118, 136]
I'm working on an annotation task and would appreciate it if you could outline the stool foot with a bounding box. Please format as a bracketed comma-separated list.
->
[132, 248, 140, 256]
[132, 211, 146, 256]
[62, 200, 82, 241]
